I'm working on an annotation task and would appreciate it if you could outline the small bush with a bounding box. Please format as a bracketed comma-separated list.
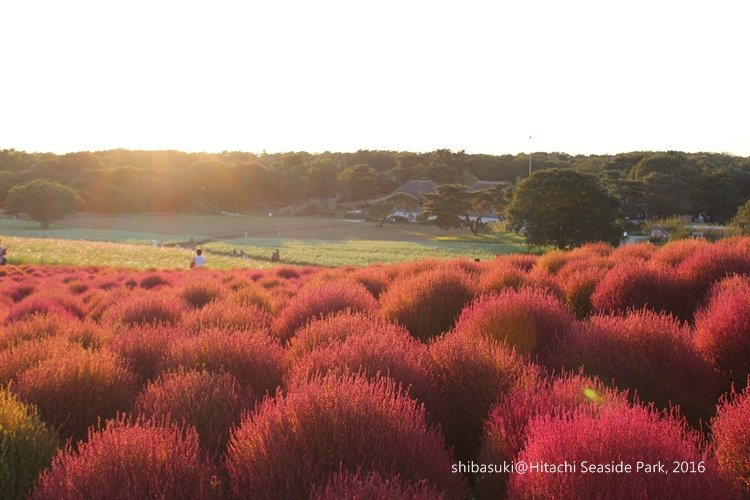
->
[0, 338, 78, 386]
[508, 405, 734, 499]
[0, 313, 74, 350]
[0, 388, 59, 500]
[103, 293, 184, 326]
[134, 370, 251, 457]
[5, 295, 84, 324]
[428, 331, 537, 462]
[311, 471, 445, 500]
[230, 285, 277, 314]
[559, 266, 609, 319]
[226, 375, 466, 499]
[272, 281, 378, 343]
[712, 382, 750, 495]
[138, 272, 172, 290]
[477, 264, 529, 295]
[678, 243, 750, 307]
[179, 276, 226, 309]
[184, 300, 272, 334]
[380, 268, 475, 341]
[15, 349, 139, 442]
[32, 417, 219, 500]
[106, 324, 186, 382]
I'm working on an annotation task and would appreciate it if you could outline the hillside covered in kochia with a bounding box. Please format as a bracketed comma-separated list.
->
[1, 149, 749, 221]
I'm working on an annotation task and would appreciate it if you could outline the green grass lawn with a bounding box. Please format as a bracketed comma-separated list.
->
[0, 215, 530, 268]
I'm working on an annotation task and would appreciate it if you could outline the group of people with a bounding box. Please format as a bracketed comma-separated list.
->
[0, 240, 7, 266]
[189, 247, 282, 268]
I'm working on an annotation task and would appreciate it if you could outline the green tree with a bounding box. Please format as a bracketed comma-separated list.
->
[733, 199, 750, 235]
[368, 192, 420, 226]
[4, 180, 84, 228]
[338, 164, 378, 201]
[307, 158, 339, 200]
[422, 183, 486, 234]
[507, 169, 622, 248]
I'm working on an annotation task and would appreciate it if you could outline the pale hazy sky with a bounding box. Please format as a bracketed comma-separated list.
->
[1, 1, 748, 156]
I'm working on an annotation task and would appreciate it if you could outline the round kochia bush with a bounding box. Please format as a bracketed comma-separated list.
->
[453, 287, 573, 361]
[712, 382, 750, 495]
[103, 293, 183, 326]
[428, 331, 537, 462]
[272, 281, 378, 343]
[508, 405, 735, 500]
[695, 277, 750, 387]
[226, 375, 466, 499]
[0, 388, 59, 500]
[184, 300, 272, 334]
[134, 370, 251, 457]
[32, 417, 219, 500]
[15, 348, 139, 442]
[106, 324, 185, 382]
[551, 310, 725, 424]
[380, 268, 475, 341]
[311, 471, 445, 500]
[179, 275, 226, 309]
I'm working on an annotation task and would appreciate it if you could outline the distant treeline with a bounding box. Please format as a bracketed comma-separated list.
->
[1, 149, 748, 221]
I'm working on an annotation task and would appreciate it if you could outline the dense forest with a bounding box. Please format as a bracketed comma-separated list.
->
[1, 149, 749, 222]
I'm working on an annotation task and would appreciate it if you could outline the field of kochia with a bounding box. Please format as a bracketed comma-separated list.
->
[1, 237, 749, 499]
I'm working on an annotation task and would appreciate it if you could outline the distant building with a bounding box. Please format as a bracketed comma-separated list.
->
[389, 180, 438, 199]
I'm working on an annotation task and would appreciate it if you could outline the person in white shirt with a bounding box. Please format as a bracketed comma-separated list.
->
[191, 248, 206, 268]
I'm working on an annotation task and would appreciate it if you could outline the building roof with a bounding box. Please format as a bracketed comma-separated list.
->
[389, 179, 438, 198]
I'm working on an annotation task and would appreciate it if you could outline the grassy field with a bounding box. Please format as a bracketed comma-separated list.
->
[0, 214, 530, 268]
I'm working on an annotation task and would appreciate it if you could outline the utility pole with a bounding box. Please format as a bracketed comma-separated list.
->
[528, 135, 532, 177]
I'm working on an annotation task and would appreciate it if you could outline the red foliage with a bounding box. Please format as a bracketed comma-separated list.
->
[106, 324, 185, 381]
[103, 293, 184, 326]
[0, 313, 74, 349]
[712, 381, 750, 495]
[0, 337, 77, 386]
[311, 471, 445, 500]
[653, 238, 710, 267]
[551, 310, 726, 424]
[138, 272, 172, 289]
[559, 266, 609, 319]
[380, 268, 475, 341]
[477, 263, 529, 295]
[179, 274, 226, 309]
[607, 241, 658, 263]
[159, 330, 286, 397]
[677, 243, 750, 306]
[508, 405, 736, 500]
[226, 375, 466, 499]
[428, 331, 538, 462]
[184, 300, 272, 334]
[134, 370, 252, 456]
[695, 277, 750, 387]
[5, 294, 85, 323]
[32, 417, 220, 500]
[454, 288, 574, 362]
[229, 285, 277, 314]
[272, 281, 378, 343]
[15, 348, 139, 441]
[2, 283, 35, 302]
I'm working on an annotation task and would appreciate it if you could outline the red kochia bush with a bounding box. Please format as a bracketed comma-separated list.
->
[453, 288, 573, 362]
[551, 310, 726, 424]
[103, 293, 183, 326]
[476, 373, 627, 498]
[286, 324, 436, 406]
[428, 331, 537, 462]
[179, 275, 226, 309]
[272, 281, 378, 343]
[678, 243, 750, 306]
[32, 417, 219, 500]
[0, 337, 77, 386]
[591, 262, 691, 319]
[712, 382, 750, 495]
[311, 471, 445, 500]
[508, 405, 735, 500]
[695, 277, 750, 387]
[477, 263, 529, 295]
[159, 330, 285, 397]
[138, 272, 172, 290]
[15, 349, 139, 441]
[4, 294, 85, 323]
[380, 268, 475, 341]
[0, 313, 73, 349]
[184, 300, 272, 334]
[226, 375, 466, 499]
[133, 370, 251, 456]
[559, 266, 609, 319]
[106, 324, 185, 382]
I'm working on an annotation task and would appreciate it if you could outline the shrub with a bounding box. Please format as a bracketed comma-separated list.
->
[0, 338, 77, 386]
[138, 272, 171, 290]
[159, 330, 285, 397]
[349, 266, 390, 298]
[476, 373, 626, 498]
[653, 238, 710, 267]
[0, 388, 59, 500]
[477, 264, 529, 295]
[380, 269, 475, 341]
[607, 241, 657, 263]
[275, 266, 300, 279]
[106, 324, 185, 382]
[0, 313, 73, 350]
[230, 285, 277, 314]
[712, 382, 750, 495]
[226, 375, 466, 499]
[179, 276, 226, 309]
[551, 310, 726, 425]
[2, 284, 35, 303]
[15, 349, 139, 441]
[695, 277, 750, 387]
[184, 300, 272, 334]
[32, 417, 219, 500]
[272, 281, 378, 343]
[134, 370, 251, 457]
[103, 293, 184, 326]
[286, 325, 436, 406]
[559, 266, 609, 319]
[507, 405, 735, 499]
[428, 331, 537, 462]
[453, 288, 573, 362]
[678, 243, 750, 307]
[311, 471, 445, 500]
[4, 294, 84, 324]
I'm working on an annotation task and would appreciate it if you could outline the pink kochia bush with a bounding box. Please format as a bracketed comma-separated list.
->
[15, 348, 139, 442]
[4, 294, 85, 323]
[712, 381, 750, 494]
[452, 288, 573, 362]
[226, 375, 466, 499]
[134, 370, 251, 457]
[184, 300, 272, 334]
[476, 373, 627, 498]
[103, 293, 183, 326]
[380, 268, 475, 341]
[428, 331, 537, 462]
[311, 471, 445, 500]
[159, 330, 286, 397]
[272, 281, 378, 343]
[508, 405, 736, 500]
[179, 275, 226, 309]
[695, 276, 750, 387]
[32, 417, 219, 500]
[551, 310, 725, 424]
[106, 324, 185, 382]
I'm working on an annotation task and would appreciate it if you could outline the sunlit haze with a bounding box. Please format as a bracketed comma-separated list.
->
[2, 0, 748, 156]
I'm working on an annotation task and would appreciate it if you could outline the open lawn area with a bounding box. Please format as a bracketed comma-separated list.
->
[0, 214, 530, 268]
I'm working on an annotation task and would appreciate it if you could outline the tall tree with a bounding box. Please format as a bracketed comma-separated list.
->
[422, 184, 485, 235]
[369, 192, 420, 226]
[338, 164, 378, 201]
[4, 179, 84, 228]
[507, 169, 622, 248]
